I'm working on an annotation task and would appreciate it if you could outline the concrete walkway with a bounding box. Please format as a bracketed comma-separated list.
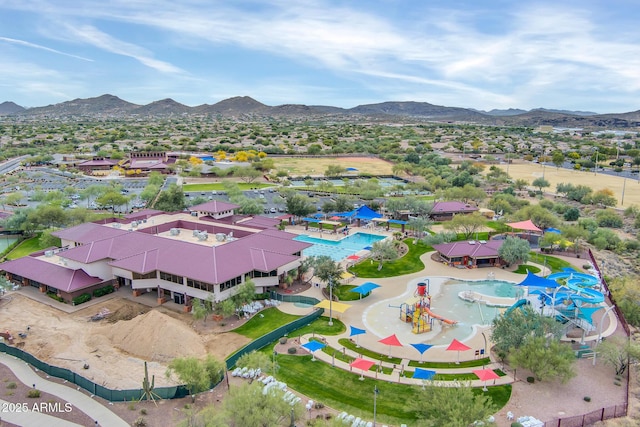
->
[0, 353, 128, 427]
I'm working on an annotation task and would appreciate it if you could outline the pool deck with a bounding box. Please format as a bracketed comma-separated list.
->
[278, 245, 616, 386]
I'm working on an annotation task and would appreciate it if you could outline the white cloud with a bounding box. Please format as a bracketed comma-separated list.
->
[0, 36, 93, 61]
[59, 24, 184, 74]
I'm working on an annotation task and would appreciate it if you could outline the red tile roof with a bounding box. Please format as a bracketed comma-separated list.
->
[432, 239, 503, 258]
[431, 201, 478, 214]
[190, 200, 240, 213]
[0, 257, 103, 292]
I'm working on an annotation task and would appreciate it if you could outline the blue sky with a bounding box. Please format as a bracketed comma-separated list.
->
[1, 0, 639, 113]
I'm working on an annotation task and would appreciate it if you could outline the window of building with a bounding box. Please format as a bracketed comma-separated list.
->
[133, 271, 157, 280]
[159, 271, 183, 284]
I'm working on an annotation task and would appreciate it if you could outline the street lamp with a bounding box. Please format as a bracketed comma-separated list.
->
[594, 148, 599, 176]
[481, 331, 488, 369]
[328, 277, 333, 326]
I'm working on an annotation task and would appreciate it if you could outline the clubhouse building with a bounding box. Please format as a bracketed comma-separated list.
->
[0, 201, 311, 310]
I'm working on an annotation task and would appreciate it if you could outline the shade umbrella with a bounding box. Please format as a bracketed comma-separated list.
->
[412, 368, 436, 380]
[446, 339, 471, 364]
[473, 369, 500, 391]
[347, 255, 360, 260]
[351, 281, 381, 300]
[410, 343, 433, 363]
[379, 334, 403, 358]
[350, 358, 376, 380]
[349, 326, 366, 348]
[302, 340, 327, 361]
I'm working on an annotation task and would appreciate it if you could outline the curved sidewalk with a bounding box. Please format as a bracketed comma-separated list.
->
[299, 334, 513, 388]
[0, 353, 129, 427]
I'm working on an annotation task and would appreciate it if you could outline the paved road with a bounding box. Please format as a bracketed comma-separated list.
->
[0, 353, 128, 427]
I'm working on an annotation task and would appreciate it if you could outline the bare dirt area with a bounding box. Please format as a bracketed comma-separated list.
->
[0, 294, 249, 390]
[271, 156, 395, 176]
[494, 163, 640, 208]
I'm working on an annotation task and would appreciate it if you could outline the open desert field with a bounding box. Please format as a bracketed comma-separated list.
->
[494, 163, 640, 208]
[272, 156, 394, 176]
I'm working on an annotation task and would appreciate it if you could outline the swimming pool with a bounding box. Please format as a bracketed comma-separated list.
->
[294, 232, 386, 261]
[364, 277, 518, 346]
[0, 236, 20, 253]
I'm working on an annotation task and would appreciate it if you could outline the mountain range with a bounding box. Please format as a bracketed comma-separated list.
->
[1, 94, 639, 129]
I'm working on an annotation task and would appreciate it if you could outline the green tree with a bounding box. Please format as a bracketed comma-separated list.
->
[147, 171, 165, 187]
[96, 191, 128, 214]
[552, 151, 565, 168]
[497, 236, 531, 266]
[285, 194, 315, 219]
[442, 212, 487, 239]
[491, 306, 564, 360]
[597, 336, 640, 376]
[410, 381, 494, 427]
[154, 184, 186, 212]
[165, 355, 225, 402]
[508, 336, 576, 383]
[5, 192, 23, 207]
[213, 299, 236, 321]
[235, 351, 273, 374]
[191, 296, 214, 325]
[311, 255, 344, 290]
[324, 164, 346, 177]
[370, 239, 399, 270]
[183, 382, 304, 427]
[39, 230, 62, 248]
[235, 167, 262, 183]
[563, 207, 580, 221]
[531, 177, 550, 193]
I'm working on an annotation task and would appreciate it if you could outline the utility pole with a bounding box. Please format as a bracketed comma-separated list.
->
[328, 277, 333, 326]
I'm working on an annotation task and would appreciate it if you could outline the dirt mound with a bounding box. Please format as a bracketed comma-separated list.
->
[107, 303, 149, 323]
[102, 310, 206, 362]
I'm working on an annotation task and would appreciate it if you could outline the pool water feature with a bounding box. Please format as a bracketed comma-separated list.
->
[294, 232, 386, 261]
[364, 277, 518, 346]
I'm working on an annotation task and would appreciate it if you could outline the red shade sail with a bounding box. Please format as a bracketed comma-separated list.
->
[473, 369, 500, 382]
[446, 339, 471, 352]
[350, 358, 376, 371]
[379, 334, 403, 347]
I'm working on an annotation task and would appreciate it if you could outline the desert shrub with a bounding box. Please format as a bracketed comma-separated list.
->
[92, 285, 115, 298]
[47, 292, 64, 303]
[27, 389, 40, 398]
[6, 382, 16, 389]
[563, 207, 580, 221]
[526, 376, 535, 384]
[584, 396, 591, 402]
[595, 210, 623, 228]
[132, 417, 147, 427]
[140, 408, 148, 415]
[72, 293, 91, 306]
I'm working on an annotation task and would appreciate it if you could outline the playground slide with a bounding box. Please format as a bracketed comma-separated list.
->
[546, 271, 604, 305]
[423, 307, 457, 324]
[505, 298, 529, 315]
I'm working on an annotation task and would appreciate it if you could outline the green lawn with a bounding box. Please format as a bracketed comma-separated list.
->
[528, 252, 576, 273]
[288, 318, 346, 338]
[182, 182, 274, 192]
[5, 234, 44, 260]
[513, 264, 541, 274]
[273, 353, 511, 426]
[349, 239, 432, 278]
[231, 308, 301, 339]
[334, 285, 368, 301]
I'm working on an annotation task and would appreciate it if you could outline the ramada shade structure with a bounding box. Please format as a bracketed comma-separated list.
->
[410, 343, 433, 363]
[379, 334, 403, 358]
[506, 219, 542, 233]
[350, 358, 376, 380]
[473, 368, 500, 391]
[446, 339, 471, 364]
[351, 282, 381, 299]
[302, 340, 327, 361]
[349, 326, 366, 347]
[314, 300, 351, 313]
[413, 368, 436, 380]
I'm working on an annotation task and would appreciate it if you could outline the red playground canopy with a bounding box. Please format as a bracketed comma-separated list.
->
[446, 339, 471, 352]
[379, 334, 403, 347]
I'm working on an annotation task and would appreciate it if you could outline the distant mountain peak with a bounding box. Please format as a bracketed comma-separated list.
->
[0, 101, 25, 115]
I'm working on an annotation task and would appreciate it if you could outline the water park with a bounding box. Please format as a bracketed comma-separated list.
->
[272, 229, 623, 426]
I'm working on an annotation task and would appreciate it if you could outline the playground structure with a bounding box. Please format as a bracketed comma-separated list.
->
[399, 281, 458, 334]
[507, 269, 606, 334]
